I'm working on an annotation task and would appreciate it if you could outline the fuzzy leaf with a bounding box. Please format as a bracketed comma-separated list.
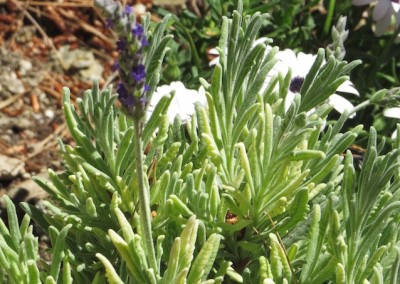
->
[187, 233, 221, 283]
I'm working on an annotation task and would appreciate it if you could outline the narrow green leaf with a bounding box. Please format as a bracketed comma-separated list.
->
[162, 237, 181, 284]
[3, 195, 21, 250]
[187, 234, 221, 283]
[108, 230, 147, 282]
[290, 150, 326, 161]
[96, 253, 124, 284]
[50, 224, 72, 282]
[27, 259, 40, 284]
[178, 216, 198, 272]
[300, 205, 321, 282]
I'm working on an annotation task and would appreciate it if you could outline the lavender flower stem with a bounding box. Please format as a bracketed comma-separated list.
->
[133, 118, 157, 274]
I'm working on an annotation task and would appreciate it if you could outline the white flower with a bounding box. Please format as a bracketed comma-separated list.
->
[266, 49, 359, 116]
[208, 38, 271, 67]
[208, 48, 220, 67]
[147, 81, 207, 123]
[353, 0, 400, 36]
[208, 42, 359, 116]
[383, 107, 400, 118]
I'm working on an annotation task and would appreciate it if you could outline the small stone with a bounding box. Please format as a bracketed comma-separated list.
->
[23, 130, 35, 139]
[14, 117, 32, 130]
[21, 172, 31, 179]
[3, 71, 25, 94]
[18, 59, 33, 76]
[44, 109, 55, 120]
[79, 61, 104, 81]
[0, 154, 25, 181]
[33, 113, 44, 122]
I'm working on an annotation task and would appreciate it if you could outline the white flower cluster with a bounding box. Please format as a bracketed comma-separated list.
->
[210, 42, 359, 116]
[353, 0, 400, 36]
[264, 48, 359, 116]
[149, 40, 361, 124]
[147, 82, 207, 123]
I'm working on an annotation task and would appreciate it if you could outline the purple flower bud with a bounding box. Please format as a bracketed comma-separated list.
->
[132, 24, 144, 37]
[105, 18, 114, 29]
[290, 76, 304, 93]
[125, 5, 132, 15]
[144, 84, 150, 92]
[124, 94, 136, 107]
[141, 36, 149, 47]
[116, 39, 126, 51]
[117, 82, 128, 98]
[117, 82, 134, 107]
[112, 60, 120, 71]
[132, 64, 146, 81]
[139, 95, 147, 106]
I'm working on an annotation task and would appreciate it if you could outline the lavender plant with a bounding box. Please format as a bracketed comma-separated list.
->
[1, 0, 400, 283]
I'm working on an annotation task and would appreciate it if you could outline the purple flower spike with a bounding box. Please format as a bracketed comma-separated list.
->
[116, 39, 126, 51]
[132, 24, 144, 37]
[132, 64, 146, 81]
[117, 82, 128, 97]
[124, 95, 136, 107]
[125, 5, 132, 15]
[105, 18, 114, 29]
[112, 60, 120, 71]
[141, 36, 149, 47]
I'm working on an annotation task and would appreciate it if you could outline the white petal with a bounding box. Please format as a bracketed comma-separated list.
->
[271, 58, 289, 75]
[337, 81, 360, 96]
[169, 81, 186, 91]
[328, 94, 356, 117]
[373, 0, 391, 21]
[352, 0, 374, 6]
[383, 107, 400, 118]
[197, 86, 208, 107]
[275, 49, 298, 73]
[147, 81, 207, 124]
[208, 57, 220, 66]
[392, 129, 398, 139]
[296, 52, 318, 76]
[285, 91, 296, 112]
[393, 3, 400, 13]
[394, 7, 400, 28]
[208, 48, 219, 56]
[208, 47, 222, 66]
[374, 9, 392, 36]
[253, 37, 270, 46]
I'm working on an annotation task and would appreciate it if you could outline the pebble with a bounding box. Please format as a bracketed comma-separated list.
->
[44, 109, 55, 120]
[0, 154, 25, 181]
[18, 59, 33, 76]
[3, 71, 25, 94]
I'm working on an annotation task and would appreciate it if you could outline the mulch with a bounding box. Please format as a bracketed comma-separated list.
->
[0, 0, 150, 211]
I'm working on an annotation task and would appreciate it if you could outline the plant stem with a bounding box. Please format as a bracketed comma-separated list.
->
[133, 118, 158, 274]
[323, 0, 336, 36]
[349, 100, 371, 117]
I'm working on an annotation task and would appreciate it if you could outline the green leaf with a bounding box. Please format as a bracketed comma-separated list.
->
[3, 195, 21, 250]
[50, 224, 72, 282]
[187, 234, 221, 283]
[299, 205, 321, 282]
[108, 230, 147, 282]
[162, 237, 182, 283]
[96, 253, 124, 284]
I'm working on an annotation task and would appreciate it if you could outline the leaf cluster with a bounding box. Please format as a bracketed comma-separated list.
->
[1, 2, 400, 283]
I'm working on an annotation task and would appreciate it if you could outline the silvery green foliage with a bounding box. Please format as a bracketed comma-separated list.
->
[0, 195, 72, 283]
[327, 16, 349, 61]
[1, 2, 400, 283]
